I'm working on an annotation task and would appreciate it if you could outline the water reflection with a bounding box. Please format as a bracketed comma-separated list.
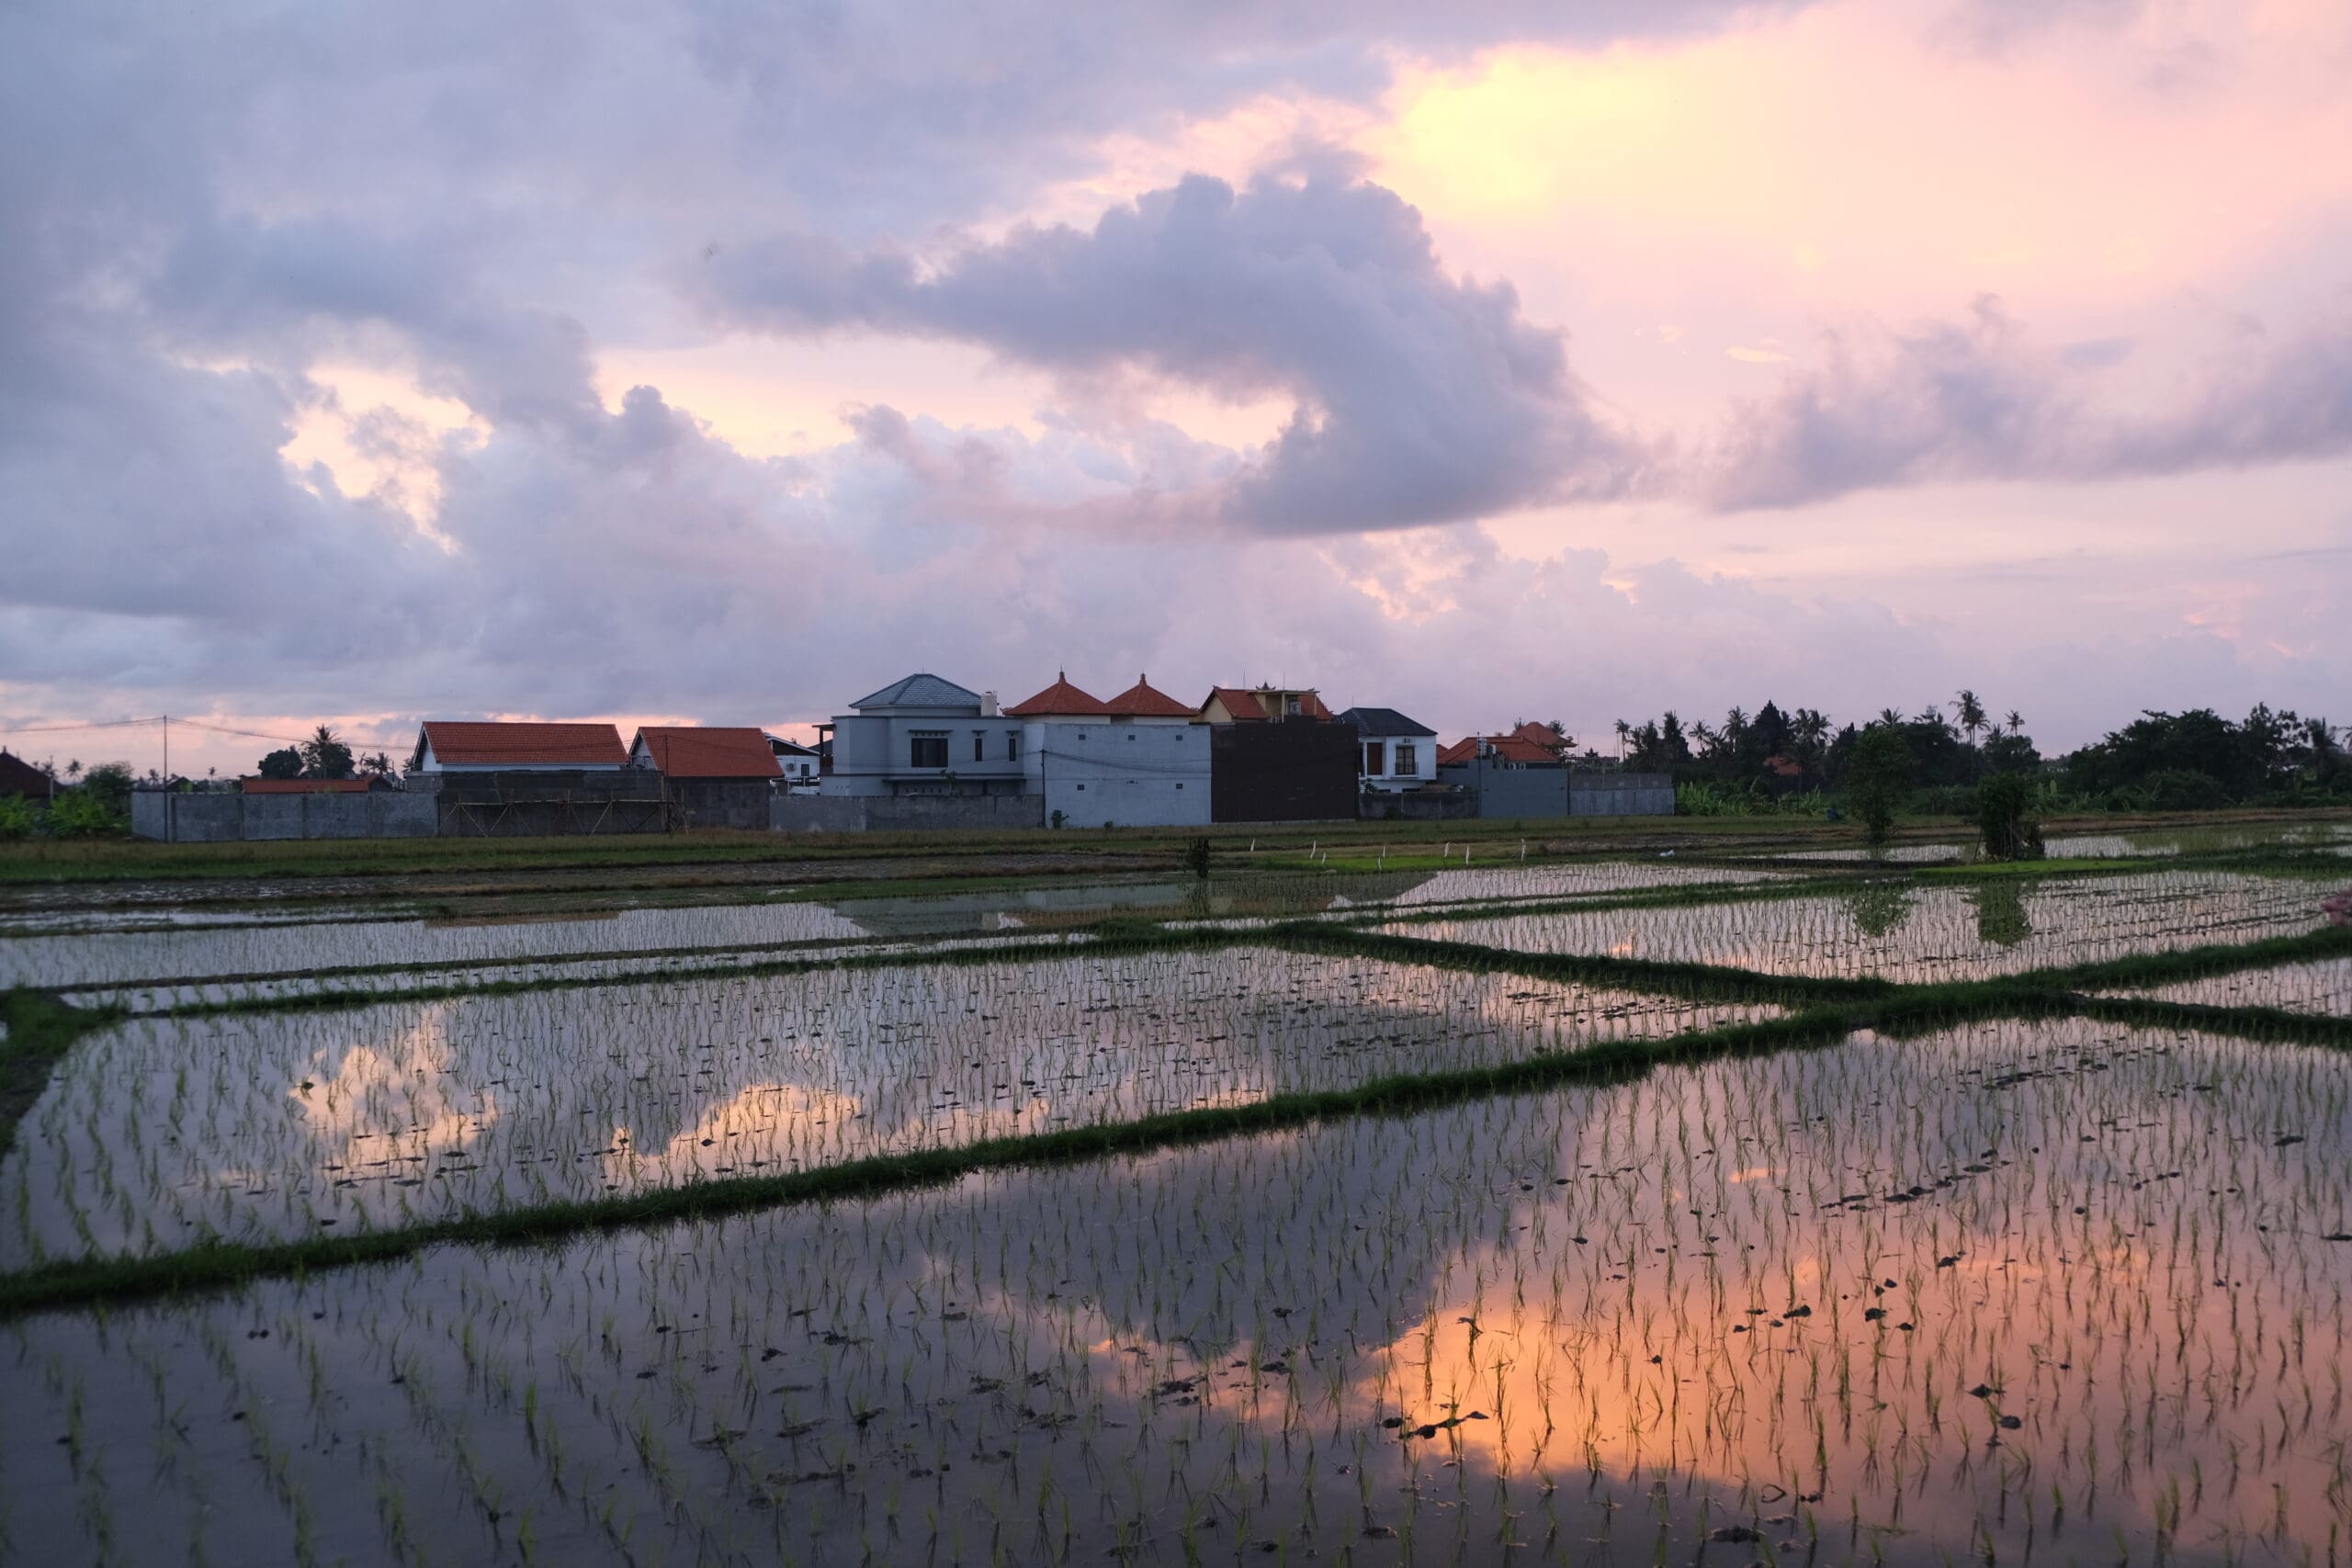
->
[9, 1018, 2344, 1565]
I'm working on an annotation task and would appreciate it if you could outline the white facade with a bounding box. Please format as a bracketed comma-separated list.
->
[1022, 715, 1210, 828]
[1358, 732, 1435, 791]
[820, 674, 1029, 797]
[768, 739, 820, 788]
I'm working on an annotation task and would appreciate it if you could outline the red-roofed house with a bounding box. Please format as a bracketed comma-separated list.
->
[1441, 735, 1561, 767]
[1004, 672, 1114, 719]
[1102, 675, 1196, 719]
[0, 750, 55, 799]
[410, 721, 628, 773]
[1198, 685, 1333, 724]
[629, 727, 785, 781]
[1013, 672, 1208, 827]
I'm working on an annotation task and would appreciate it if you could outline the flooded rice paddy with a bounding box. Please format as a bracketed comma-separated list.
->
[1389, 871, 2328, 982]
[2, 950, 1774, 1265]
[2106, 957, 2352, 1018]
[4, 849, 2349, 1565]
[7, 1016, 2350, 1565]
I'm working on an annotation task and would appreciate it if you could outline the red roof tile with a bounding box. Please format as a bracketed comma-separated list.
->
[631, 727, 784, 779]
[1441, 736, 1559, 765]
[1204, 686, 1269, 721]
[1004, 672, 1114, 717]
[419, 721, 628, 767]
[1103, 675, 1195, 718]
[1509, 721, 1566, 750]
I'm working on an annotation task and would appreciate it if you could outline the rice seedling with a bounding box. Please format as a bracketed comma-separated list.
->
[3, 1013, 2344, 1565]
[1389, 870, 2332, 983]
[0, 949, 1780, 1265]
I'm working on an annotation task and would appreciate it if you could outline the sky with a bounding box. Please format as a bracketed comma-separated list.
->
[3, 0, 2348, 780]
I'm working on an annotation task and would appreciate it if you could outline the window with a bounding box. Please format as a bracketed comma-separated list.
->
[973, 733, 985, 762]
[1394, 742, 1417, 776]
[1007, 732, 1022, 761]
[1363, 740, 1385, 776]
[909, 731, 948, 769]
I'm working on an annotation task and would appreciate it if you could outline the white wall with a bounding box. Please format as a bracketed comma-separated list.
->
[824, 713, 1027, 795]
[1360, 733, 1436, 791]
[1024, 716, 1210, 827]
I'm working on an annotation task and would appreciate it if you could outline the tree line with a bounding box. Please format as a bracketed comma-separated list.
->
[1613, 692, 2343, 812]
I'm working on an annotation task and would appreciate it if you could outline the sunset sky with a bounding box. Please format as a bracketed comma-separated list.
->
[5, 0, 2348, 779]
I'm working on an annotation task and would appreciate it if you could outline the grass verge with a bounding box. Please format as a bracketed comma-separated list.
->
[1, 988, 126, 1156]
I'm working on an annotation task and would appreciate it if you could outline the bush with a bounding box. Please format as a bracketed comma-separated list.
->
[1975, 772, 2045, 862]
[46, 789, 126, 839]
[1844, 726, 1914, 856]
[2141, 769, 2230, 812]
[0, 795, 35, 842]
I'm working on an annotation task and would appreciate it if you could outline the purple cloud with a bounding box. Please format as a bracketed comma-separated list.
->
[702, 174, 1645, 533]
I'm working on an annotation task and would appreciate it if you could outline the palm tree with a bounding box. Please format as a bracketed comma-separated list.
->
[1953, 689, 1987, 746]
[1876, 708, 1905, 728]
[1613, 718, 1631, 763]
[2004, 709, 2023, 735]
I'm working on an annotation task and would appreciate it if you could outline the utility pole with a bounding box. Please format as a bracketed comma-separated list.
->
[162, 714, 168, 781]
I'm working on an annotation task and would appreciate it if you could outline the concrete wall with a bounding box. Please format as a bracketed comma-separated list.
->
[1568, 773, 1676, 817]
[771, 793, 1046, 833]
[1359, 789, 1477, 821]
[664, 780, 775, 831]
[133, 790, 437, 841]
[1210, 723, 1361, 823]
[1024, 718, 1211, 829]
[1435, 763, 1676, 818]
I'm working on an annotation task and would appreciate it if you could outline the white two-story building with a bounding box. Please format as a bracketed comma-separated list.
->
[1340, 707, 1439, 793]
[1011, 672, 1211, 828]
[818, 673, 1027, 796]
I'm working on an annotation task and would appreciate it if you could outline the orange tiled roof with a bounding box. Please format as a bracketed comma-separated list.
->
[1204, 686, 1268, 720]
[1004, 672, 1114, 717]
[1509, 721, 1566, 750]
[1103, 675, 1194, 718]
[1441, 736, 1559, 765]
[631, 727, 785, 779]
[420, 721, 628, 767]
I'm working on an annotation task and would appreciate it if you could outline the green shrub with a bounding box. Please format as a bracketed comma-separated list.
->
[0, 795, 35, 842]
[2141, 769, 2230, 812]
[1975, 772, 2045, 862]
[1844, 725, 1913, 857]
[45, 789, 127, 839]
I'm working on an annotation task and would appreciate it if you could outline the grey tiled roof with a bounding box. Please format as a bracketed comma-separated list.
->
[1340, 706, 1436, 738]
[849, 672, 985, 710]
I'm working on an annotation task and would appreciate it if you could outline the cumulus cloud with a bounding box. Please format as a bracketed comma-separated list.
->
[1704, 295, 2352, 509]
[702, 174, 1644, 534]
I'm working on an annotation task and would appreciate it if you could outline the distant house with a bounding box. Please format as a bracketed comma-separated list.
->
[409, 721, 628, 773]
[0, 750, 54, 799]
[1199, 685, 1334, 724]
[1197, 682, 1356, 822]
[1340, 708, 1438, 793]
[1438, 728, 1567, 768]
[766, 735, 821, 787]
[1010, 672, 1209, 828]
[628, 727, 784, 782]
[820, 673, 1026, 796]
[241, 776, 396, 795]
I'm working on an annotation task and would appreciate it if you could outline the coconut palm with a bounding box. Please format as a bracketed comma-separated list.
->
[1953, 689, 1987, 745]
